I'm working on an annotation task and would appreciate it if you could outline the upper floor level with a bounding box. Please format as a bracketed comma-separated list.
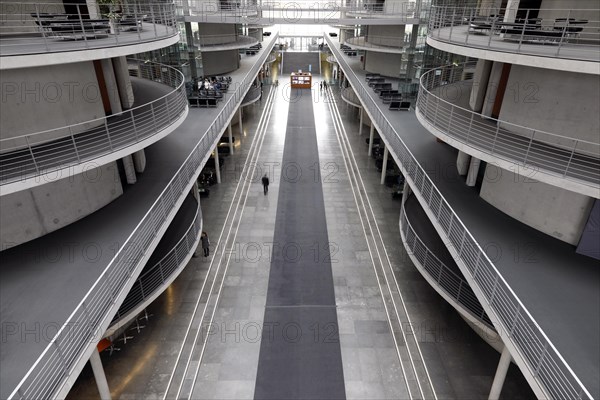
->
[0, 1, 180, 69]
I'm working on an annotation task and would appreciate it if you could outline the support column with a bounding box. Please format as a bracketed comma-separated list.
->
[100, 59, 122, 114]
[122, 154, 137, 184]
[132, 149, 146, 173]
[238, 108, 243, 136]
[488, 346, 512, 400]
[503, 0, 520, 23]
[112, 56, 135, 109]
[380, 145, 389, 185]
[401, 179, 411, 205]
[228, 122, 234, 155]
[214, 150, 221, 184]
[86, 0, 99, 19]
[466, 156, 481, 187]
[456, 150, 471, 176]
[358, 107, 363, 136]
[368, 125, 375, 156]
[90, 348, 112, 400]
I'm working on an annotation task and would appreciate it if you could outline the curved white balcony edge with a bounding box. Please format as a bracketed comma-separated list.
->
[426, 36, 600, 76]
[399, 202, 501, 352]
[345, 36, 408, 54]
[197, 35, 258, 52]
[241, 86, 262, 106]
[1, 63, 188, 195]
[326, 55, 338, 64]
[340, 87, 362, 108]
[324, 32, 593, 400]
[417, 64, 600, 198]
[105, 198, 202, 338]
[8, 32, 280, 400]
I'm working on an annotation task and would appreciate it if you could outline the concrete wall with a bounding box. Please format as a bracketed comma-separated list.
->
[364, 51, 402, 78]
[197, 22, 237, 45]
[1, 61, 105, 151]
[0, 0, 65, 34]
[498, 65, 600, 153]
[202, 49, 240, 76]
[0, 162, 123, 248]
[368, 25, 406, 47]
[480, 164, 594, 245]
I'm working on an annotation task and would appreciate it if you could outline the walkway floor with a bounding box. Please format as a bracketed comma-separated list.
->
[66, 70, 533, 399]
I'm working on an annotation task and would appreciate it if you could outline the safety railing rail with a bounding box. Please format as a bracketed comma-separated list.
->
[428, 5, 600, 62]
[0, 60, 187, 187]
[400, 202, 492, 327]
[345, 34, 413, 49]
[194, 33, 257, 48]
[325, 33, 593, 400]
[416, 62, 600, 188]
[111, 198, 202, 326]
[0, 1, 178, 56]
[8, 31, 278, 400]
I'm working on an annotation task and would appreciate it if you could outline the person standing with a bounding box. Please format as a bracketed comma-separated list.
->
[261, 174, 269, 195]
[201, 231, 210, 257]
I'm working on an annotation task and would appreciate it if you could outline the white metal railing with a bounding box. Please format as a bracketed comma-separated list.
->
[400, 201, 492, 327]
[346, 34, 411, 49]
[325, 33, 593, 400]
[428, 5, 600, 62]
[341, 87, 361, 107]
[0, 1, 178, 56]
[417, 62, 600, 188]
[194, 33, 257, 49]
[0, 60, 187, 186]
[110, 196, 202, 327]
[8, 32, 278, 400]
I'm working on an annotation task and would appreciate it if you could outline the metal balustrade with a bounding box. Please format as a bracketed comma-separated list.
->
[0, 1, 178, 57]
[325, 33, 593, 400]
[8, 32, 279, 400]
[416, 62, 600, 189]
[0, 60, 187, 188]
[428, 5, 600, 62]
[110, 197, 202, 328]
[194, 33, 258, 49]
[345, 34, 412, 50]
[399, 202, 492, 327]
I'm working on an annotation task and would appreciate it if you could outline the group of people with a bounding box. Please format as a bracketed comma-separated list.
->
[319, 81, 328, 91]
[199, 77, 223, 92]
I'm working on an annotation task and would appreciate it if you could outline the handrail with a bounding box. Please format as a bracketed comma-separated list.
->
[428, 5, 600, 62]
[325, 33, 593, 400]
[110, 196, 202, 327]
[0, 1, 178, 57]
[417, 62, 600, 188]
[345, 34, 412, 49]
[194, 34, 258, 48]
[8, 31, 279, 400]
[399, 201, 492, 327]
[0, 60, 187, 187]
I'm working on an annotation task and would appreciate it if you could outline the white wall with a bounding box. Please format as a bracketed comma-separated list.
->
[364, 51, 402, 78]
[1, 62, 105, 151]
[0, 162, 123, 248]
[498, 65, 600, 153]
[480, 164, 594, 245]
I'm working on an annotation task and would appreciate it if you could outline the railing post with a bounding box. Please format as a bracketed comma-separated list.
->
[490, 123, 500, 154]
[523, 130, 535, 164]
[517, 9, 531, 53]
[104, 119, 114, 151]
[69, 127, 81, 162]
[76, 4, 89, 48]
[131, 110, 139, 141]
[25, 136, 40, 174]
[456, 280, 463, 302]
[533, 341, 548, 376]
[466, 111, 474, 144]
[151, 3, 158, 37]
[35, 4, 50, 52]
[564, 140, 578, 177]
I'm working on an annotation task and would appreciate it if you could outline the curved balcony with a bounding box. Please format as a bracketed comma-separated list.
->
[416, 63, 600, 197]
[345, 0, 420, 21]
[0, 1, 179, 69]
[179, 0, 259, 20]
[326, 54, 338, 64]
[345, 35, 409, 53]
[195, 34, 258, 52]
[6, 33, 280, 400]
[107, 192, 202, 336]
[0, 61, 188, 195]
[427, 5, 600, 71]
[241, 85, 262, 106]
[400, 197, 495, 333]
[324, 33, 594, 400]
[341, 87, 361, 108]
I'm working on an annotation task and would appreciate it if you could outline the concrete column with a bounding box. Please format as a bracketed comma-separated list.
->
[192, 180, 200, 202]
[214, 151, 221, 184]
[238, 109, 243, 136]
[488, 346, 512, 400]
[86, 0, 99, 19]
[90, 348, 112, 400]
[401, 179, 411, 205]
[481, 62, 504, 118]
[466, 156, 481, 187]
[122, 154, 137, 184]
[380, 145, 389, 185]
[456, 151, 471, 176]
[132, 150, 146, 173]
[503, 0, 520, 23]
[100, 59, 122, 114]
[358, 108, 364, 136]
[228, 123, 234, 154]
[469, 59, 493, 113]
[112, 56, 135, 109]
[368, 125, 375, 156]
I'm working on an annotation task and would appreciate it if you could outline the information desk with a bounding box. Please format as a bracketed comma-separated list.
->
[290, 72, 312, 89]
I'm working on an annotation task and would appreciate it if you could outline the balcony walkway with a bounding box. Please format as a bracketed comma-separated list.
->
[0, 45, 271, 400]
[336, 49, 600, 399]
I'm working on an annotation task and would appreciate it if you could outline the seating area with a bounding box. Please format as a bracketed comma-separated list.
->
[365, 74, 410, 111]
[340, 44, 358, 56]
[188, 76, 232, 108]
[245, 43, 262, 55]
[31, 12, 144, 40]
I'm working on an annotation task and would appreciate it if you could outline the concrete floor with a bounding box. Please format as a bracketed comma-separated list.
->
[66, 59, 534, 400]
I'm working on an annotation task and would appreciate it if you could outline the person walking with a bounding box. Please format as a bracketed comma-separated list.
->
[201, 231, 210, 257]
[261, 174, 270, 195]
